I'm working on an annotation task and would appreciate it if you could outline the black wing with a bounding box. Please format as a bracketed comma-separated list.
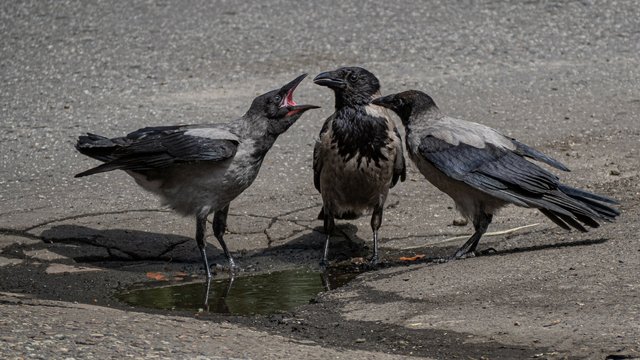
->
[391, 126, 407, 188]
[511, 138, 569, 172]
[419, 135, 564, 204]
[75, 126, 238, 177]
[313, 116, 333, 193]
[418, 136, 617, 228]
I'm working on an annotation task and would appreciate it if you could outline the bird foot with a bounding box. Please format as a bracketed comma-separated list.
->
[477, 247, 497, 256]
[368, 255, 379, 267]
[450, 249, 475, 260]
[450, 247, 497, 260]
[228, 258, 239, 272]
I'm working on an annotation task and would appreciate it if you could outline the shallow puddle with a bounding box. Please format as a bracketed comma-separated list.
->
[117, 269, 358, 315]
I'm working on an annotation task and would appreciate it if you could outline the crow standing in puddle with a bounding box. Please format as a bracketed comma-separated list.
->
[373, 90, 619, 259]
[75, 74, 319, 278]
[313, 67, 406, 266]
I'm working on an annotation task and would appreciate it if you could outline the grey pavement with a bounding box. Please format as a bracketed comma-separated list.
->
[1, 1, 640, 359]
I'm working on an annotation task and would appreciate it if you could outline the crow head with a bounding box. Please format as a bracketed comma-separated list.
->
[248, 74, 320, 135]
[372, 90, 437, 125]
[313, 67, 381, 108]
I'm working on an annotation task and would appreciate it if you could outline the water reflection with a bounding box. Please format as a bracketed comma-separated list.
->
[117, 269, 357, 315]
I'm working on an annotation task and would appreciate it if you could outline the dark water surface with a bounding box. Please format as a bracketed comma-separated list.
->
[117, 269, 357, 315]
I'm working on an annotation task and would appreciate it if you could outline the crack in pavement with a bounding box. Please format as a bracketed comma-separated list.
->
[34, 236, 143, 261]
[0, 205, 51, 217]
[262, 203, 324, 248]
[156, 238, 192, 258]
[22, 208, 171, 233]
[224, 203, 323, 247]
[2, 204, 325, 261]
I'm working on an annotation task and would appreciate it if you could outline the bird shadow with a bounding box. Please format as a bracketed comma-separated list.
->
[260, 223, 372, 263]
[34, 224, 212, 264]
[379, 237, 611, 270]
[18, 224, 610, 276]
[478, 237, 609, 257]
[28, 223, 369, 272]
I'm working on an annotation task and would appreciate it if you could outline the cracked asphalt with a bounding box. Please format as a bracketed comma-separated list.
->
[1, 0, 639, 359]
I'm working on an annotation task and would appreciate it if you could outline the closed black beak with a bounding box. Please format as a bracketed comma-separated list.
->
[371, 95, 392, 108]
[313, 71, 346, 89]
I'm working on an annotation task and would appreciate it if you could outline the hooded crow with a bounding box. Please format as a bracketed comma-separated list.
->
[373, 90, 619, 259]
[75, 74, 319, 278]
[313, 67, 406, 266]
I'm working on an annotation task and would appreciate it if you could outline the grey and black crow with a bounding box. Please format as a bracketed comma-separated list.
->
[75, 74, 319, 278]
[313, 67, 406, 266]
[373, 90, 619, 259]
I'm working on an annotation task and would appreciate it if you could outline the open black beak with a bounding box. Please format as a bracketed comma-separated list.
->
[280, 74, 320, 117]
[280, 73, 308, 96]
[313, 71, 347, 89]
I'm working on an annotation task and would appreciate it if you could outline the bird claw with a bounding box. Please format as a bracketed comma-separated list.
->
[450, 249, 475, 260]
[368, 255, 379, 266]
[477, 247, 498, 256]
[204, 267, 213, 280]
[451, 247, 497, 260]
[228, 263, 240, 274]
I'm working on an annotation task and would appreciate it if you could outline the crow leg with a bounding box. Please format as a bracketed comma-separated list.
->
[195, 212, 212, 279]
[213, 205, 237, 272]
[321, 207, 335, 268]
[452, 213, 493, 259]
[369, 204, 384, 265]
[203, 276, 211, 310]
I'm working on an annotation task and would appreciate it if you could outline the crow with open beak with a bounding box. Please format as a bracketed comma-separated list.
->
[75, 74, 319, 278]
[313, 67, 406, 266]
[373, 90, 619, 259]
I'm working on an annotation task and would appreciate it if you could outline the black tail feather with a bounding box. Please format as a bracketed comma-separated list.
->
[559, 185, 620, 219]
[75, 133, 122, 176]
[559, 184, 619, 205]
[538, 184, 619, 232]
[513, 139, 570, 172]
[539, 208, 572, 231]
[74, 162, 123, 178]
[554, 211, 588, 232]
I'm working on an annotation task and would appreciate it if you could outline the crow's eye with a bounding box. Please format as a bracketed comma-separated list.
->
[348, 73, 358, 82]
[274, 95, 282, 103]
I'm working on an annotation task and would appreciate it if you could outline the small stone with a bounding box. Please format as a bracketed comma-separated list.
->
[610, 169, 621, 176]
[514, 321, 521, 326]
[452, 218, 468, 226]
[45, 264, 102, 274]
[24, 249, 67, 261]
[355, 338, 366, 343]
